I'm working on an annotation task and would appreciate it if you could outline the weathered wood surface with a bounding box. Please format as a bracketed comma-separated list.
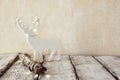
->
[0, 54, 120, 80]
[70, 56, 116, 80]
[0, 61, 34, 80]
[95, 56, 120, 80]
[41, 55, 76, 80]
[0, 55, 76, 80]
[0, 54, 19, 77]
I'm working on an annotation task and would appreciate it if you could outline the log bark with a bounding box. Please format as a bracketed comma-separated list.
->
[19, 53, 47, 75]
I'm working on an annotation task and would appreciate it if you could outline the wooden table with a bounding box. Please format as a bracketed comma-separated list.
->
[0, 53, 120, 80]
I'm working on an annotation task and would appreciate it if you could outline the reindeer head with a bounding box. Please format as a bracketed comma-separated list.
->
[16, 17, 40, 36]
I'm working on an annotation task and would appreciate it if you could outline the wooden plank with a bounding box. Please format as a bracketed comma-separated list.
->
[70, 56, 116, 80]
[0, 60, 34, 80]
[0, 55, 76, 80]
[40, 55, 76, 80]
[0, 54, 19, 77]
[95, 56, 120, 80]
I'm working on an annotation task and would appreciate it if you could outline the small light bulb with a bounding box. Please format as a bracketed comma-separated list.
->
[34, 74, 38, 78]
[46, 74, 51, 78]
[33, 29, 37, 32]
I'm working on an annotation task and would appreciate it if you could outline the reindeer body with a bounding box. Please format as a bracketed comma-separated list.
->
[27, 35, 58, 51]
[17, 17, 60, 62]
[26, 34, 59, 62]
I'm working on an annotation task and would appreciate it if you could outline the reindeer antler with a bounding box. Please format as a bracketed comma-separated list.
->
[16, 17, 27, 31]
[33, 16, 40, 34]
[16, 17, 35, 35]
[16, 17, 23, 28]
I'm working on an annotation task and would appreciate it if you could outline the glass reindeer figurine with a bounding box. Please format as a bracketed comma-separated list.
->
[16, 17, 60, 63]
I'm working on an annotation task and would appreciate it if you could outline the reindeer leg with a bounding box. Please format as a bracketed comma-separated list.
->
[33, 50, 43, 62]
[33, 50, 36, 61]
[48, 50, 55, 61]
[48, 50, 61, 61]
[39, 52, 44, 62]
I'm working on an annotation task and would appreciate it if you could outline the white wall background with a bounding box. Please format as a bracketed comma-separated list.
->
[0, 0, 120, 55]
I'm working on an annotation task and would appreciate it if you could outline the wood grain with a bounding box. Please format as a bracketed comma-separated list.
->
[0, 54, 120, 80]
[95, 56, 120, 80]
[0, 55, 76, 80]
[70, 56, 116, 80]
[0, 54, 19, 77]
[0, 60, 34, 80]
[40, 55, 76, 80]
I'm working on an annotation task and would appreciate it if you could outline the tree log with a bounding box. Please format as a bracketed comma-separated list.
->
[19, 53, 47, 75]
